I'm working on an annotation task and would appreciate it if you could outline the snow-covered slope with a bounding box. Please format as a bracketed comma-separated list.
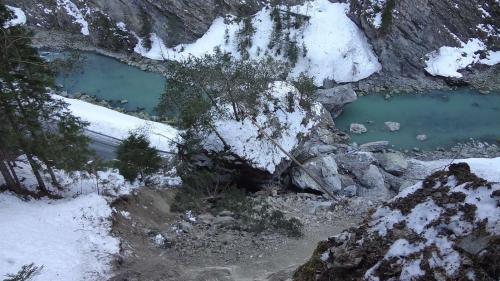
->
[0, 193, 119, 281]
[133, 0, 381, 85]
[203, 81, 323, 174]
[299, 160, 500, 280]
[55, 95, 179, 153]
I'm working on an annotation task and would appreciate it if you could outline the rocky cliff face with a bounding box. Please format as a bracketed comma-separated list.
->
[4, 0, 263, 51]
[6, 0, 499, 90]
[349, 0, 500, 91]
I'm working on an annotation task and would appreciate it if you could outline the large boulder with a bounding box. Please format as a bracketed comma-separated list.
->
[359, 164, 385, 190]
[375, 151, 409, 176]
[350, 123, 367, 134]
[291, 155, 342, 194]
[316, 84, 357, 118]
[359, 141, 389, 152]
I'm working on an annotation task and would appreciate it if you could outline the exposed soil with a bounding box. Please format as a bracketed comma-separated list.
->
[109, 188, 367, 281]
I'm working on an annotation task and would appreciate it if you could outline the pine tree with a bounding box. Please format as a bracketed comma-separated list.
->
[0, 4, 91, 195]
[116, 133, 162, 182]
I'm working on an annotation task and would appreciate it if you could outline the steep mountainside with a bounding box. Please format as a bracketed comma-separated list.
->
[4, 0, 264, 51]
[5, 0, 500, 90]
[349, 0, 500, 90]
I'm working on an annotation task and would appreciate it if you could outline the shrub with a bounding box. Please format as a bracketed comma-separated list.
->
[116, 133, 162, 181]
[3, 263, 43, 281]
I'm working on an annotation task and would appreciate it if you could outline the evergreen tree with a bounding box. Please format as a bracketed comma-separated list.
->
[0, 4, 91, 195]
[116, 133, 162, 182]
[157, 50, 289, 131]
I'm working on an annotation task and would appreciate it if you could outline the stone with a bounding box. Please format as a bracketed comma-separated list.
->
[343, 185, 358, 197]
[384, 121, 400, 132]
[359, 165, 385, 190]
[335, 152, 376, 175]
[350, 123, 367, 134]
[213, 216, 235, 227]
[74, 92, 82, 98]
[316, 84, 357, 118]
[360, 141, 389, 152]
[179, 221, 193, 232]
[375, 152, 409, 176]
[120, 99, 129, 104]
[198, 213, 215, 224]
[291, 154, 342, 194]
[416, 134, 427, 141]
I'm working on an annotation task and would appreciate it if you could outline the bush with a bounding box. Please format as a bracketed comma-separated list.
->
[3, 263, 43, 281]
[116, 133, 162, 181]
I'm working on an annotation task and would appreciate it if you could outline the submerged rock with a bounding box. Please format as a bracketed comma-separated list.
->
[384, 121, 400, 132]
[350, 123, 367, 134]
[416, 134, 428, 141]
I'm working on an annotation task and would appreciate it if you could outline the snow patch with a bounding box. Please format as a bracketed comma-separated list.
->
[3, 6, 27, 28]
[56, 0, 90, 35]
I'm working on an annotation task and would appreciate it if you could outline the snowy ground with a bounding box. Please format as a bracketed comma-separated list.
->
[0, 193, 118, 281]
[133, 0, 381, 85]
[55, 95, 179, 153]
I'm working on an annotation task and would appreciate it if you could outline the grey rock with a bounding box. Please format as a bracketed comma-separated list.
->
[120, 99, 129, 104]
[375, 152, 408, 176]
[350, 123, 367, 134]
[384, 121, 400, 132]
[360, 165, 385, 190]
[343, 185, 358, 197]
[360, 141, 389, 152]
[291, 155, 342, 194]
[213, 216, 235, 227]
[316, 84, 357, 118]
[179, 221, 193, 232]
[335, 152, 376, 175]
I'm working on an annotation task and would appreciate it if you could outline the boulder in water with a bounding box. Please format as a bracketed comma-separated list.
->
[316, 84, 357, 118]
[350, 123, 367, 134]
[384, 121, 400, 132]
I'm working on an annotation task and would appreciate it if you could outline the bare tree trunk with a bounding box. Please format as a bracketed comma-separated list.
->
[40, 155, 62, 190]
[26, 154, 49, 194]
[7, 161, 22, 188]
[0, 161, 16, 189]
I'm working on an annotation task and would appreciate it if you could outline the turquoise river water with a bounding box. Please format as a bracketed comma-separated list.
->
[55, 52, 500, 150]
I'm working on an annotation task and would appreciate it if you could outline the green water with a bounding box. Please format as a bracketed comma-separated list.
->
[54, 52, 500, 150]
[335, 91, 500, 150]
[56, 52, 165, 113]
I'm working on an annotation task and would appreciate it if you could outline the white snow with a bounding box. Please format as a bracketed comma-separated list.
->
[0, 193, 119, 281]
[410, 157, 500, 183]
[56, 0, 90, 35]
[203, 81, 322, 174]
[3, 5, 27, 28]
[424, 38, 500, 78]
[424, 38, 485, 78]
[54, 95, 179, 153]
[133, 0, 381, 85]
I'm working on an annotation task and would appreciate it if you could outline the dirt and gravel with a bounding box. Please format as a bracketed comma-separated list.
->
[109, 187, 369, 281]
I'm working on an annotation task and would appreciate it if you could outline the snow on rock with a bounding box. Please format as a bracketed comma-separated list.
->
[56, 0, 90, 35]
[203, 81, 322, 174]
[301, 161, 500, 280]
[54, 95, 179, 153]
[3, 5, 27, 28]
[133, 0, 381, 85]
[424, 38, 499, 78]
[0, 193, 119, 281]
